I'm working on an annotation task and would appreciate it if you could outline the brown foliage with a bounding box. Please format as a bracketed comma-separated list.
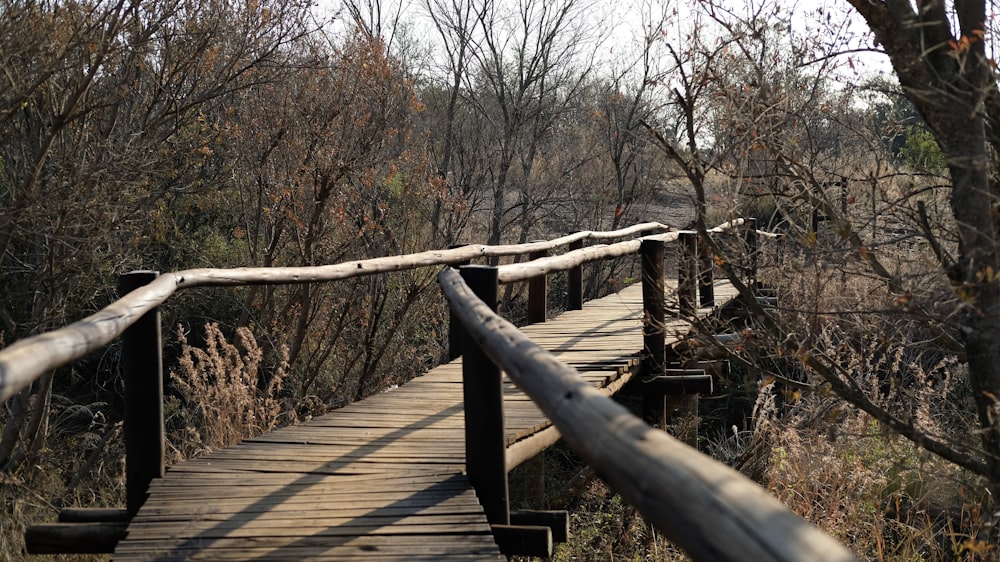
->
[167, 323, 289, 459]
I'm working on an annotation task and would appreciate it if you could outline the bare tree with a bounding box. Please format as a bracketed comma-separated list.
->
[223, 28, 444, 401]
[647, 0, 1000, 492]
[839, 0, 1000, 489]
[0, 0, 314, 475]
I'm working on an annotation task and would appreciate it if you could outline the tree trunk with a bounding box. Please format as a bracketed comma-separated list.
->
[942, 114, 1000, 488]
[847, 0, 1000, 489]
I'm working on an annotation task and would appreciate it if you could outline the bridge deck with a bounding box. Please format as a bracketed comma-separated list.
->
[113, 280, 736, 561]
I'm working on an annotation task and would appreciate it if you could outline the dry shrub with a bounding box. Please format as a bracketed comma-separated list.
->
[736, 244, 997, 560]
[757, 399, 993, 561]
[167, 323, 290, 460]
[1, 397, 124, 561]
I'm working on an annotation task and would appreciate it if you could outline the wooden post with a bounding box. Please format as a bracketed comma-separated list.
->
[678, 233, 697, 317]
[491, 524, 553, 557]
[523, 454, 546, 505]
[527, 247, 548, 324]
[118, 271, 164, 518]
[640, 239, 665, 378]
[698, 236, 715, 309]
[642, 393, 667, 429]
[458, 265, 510, 526]
[25, 523, 128, 554]
[567, 239, 584, 311]
[665, 394, 700, 447]
[448, 245, 471, 360]
[510, 510, 569, 543]
[744, 218, 759, 289]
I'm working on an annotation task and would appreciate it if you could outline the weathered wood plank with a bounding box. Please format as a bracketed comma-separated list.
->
[114, 279, 742, 561]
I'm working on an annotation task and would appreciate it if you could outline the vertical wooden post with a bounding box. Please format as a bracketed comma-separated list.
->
[678, 233, 697, 317]
[665, 394, 700, 447]
[118, 271, 165, 518]
[640, 240, 665, 378]
[527, 247, 548, 324]
[744, 218, 759, 290]
[525, 455, 546, 505]
[567, 240, 583, 311]
[642, 394, 667, 429]
[698, 236, 715, 309]
[458, 265, 510, 526]
[448, 245, 471, 360]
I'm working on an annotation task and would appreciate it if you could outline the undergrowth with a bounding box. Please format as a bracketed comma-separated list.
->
[166, 323, 291, 460]
[1, 322, 294, 561]
[511, 403, 994, 561]
[761, 401, 994, 561]
[509, 254, 998, 561]
[1, 398, 124, 562]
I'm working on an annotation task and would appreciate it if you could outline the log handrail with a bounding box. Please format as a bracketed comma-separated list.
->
[496, 220, 744, 284]
[0, 222, 671, 403]
[439, 266, 856, 562]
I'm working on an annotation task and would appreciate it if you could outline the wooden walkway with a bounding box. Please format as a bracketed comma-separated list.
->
[113, 280, 736, 561]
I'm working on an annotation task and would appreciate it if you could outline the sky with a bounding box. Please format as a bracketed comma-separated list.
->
[318, 0, 895, 83]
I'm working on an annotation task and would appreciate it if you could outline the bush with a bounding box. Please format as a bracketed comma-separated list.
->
[166, 323, 290, 460]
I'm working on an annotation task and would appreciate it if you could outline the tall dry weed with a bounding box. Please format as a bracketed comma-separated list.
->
[736, 253, 997, 560]
[757, 398, 993, 561]
[167, 323, 289, 460]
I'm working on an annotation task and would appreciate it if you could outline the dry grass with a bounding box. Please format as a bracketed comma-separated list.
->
[166, 323, 291, 460]
[1, 399, 124, 562]
[515, 394, 994, 561]
[739, 239, 999, 560]
[510, 240, 997, 561]
[1, 322, 293, 561]
[760, 403, 994, 561]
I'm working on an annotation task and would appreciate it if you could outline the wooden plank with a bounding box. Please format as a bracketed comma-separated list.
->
[146, 478, 476, 497]
[112, 279, 742, 561]
[115, 534, 504, 559]
[149, 471, 458, 487]
[125, 519, 494, 539]
[134, 497, 485, 516]
[135, 502, 487, 518]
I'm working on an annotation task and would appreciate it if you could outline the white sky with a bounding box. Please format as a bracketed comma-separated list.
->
[317, 0, 894, 83]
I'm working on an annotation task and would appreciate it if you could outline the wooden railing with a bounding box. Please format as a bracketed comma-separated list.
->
[440, 263, 854, 561]
[0, 219, 855, 561]
[0, 221, 673, 404]
[439, 218, 855, 562]
[0, 221, 671, 516]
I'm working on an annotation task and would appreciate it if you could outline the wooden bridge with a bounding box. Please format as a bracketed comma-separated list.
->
[0, 221, 856, 561]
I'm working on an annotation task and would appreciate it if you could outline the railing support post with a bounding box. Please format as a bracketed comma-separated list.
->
[118, 271, 164, 518]
[744, 218, 759, 290]
[448, 245, 471, 360]
[640, 240, 665, 378]
[458, 265, 510, 526]
[527, 247, 548, 324]
[567, 239, 584, 311]
[698, 235, 715, 309]
[678, 233, 697, 316]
